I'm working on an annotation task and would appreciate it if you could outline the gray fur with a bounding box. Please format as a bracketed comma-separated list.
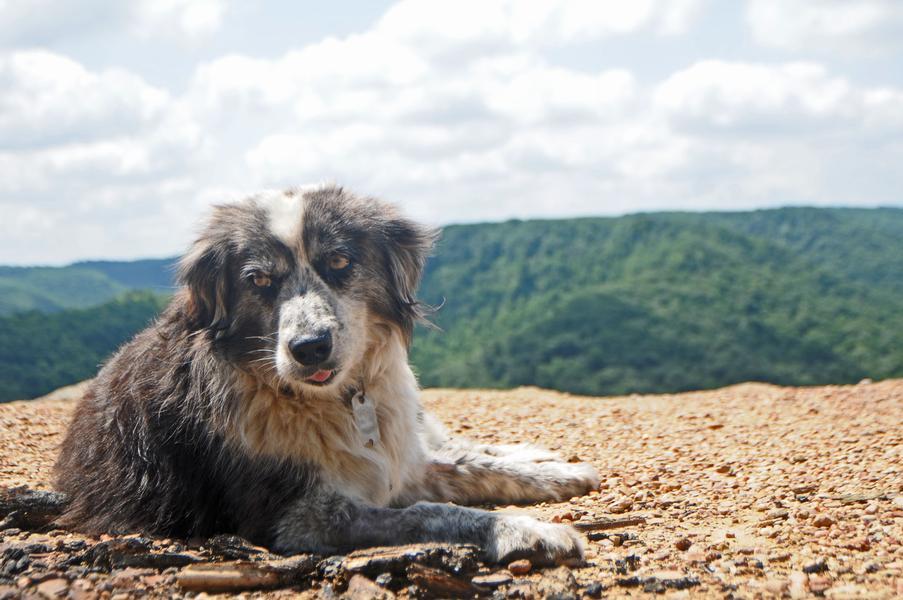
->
[54, 185, 599, 564]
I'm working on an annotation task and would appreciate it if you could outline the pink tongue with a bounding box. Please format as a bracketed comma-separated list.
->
[308, 370, 333, 383]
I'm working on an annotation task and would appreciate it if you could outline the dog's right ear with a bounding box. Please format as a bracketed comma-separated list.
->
[177, 218, 234, 338]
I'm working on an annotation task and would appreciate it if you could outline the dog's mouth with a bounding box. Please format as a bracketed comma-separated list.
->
[304, 369, 337, 386]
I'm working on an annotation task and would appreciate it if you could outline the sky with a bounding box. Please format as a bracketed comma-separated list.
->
[2, 0, 902, 265]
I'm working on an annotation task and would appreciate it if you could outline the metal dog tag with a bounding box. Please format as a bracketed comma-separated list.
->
[351, 392, 381, 448]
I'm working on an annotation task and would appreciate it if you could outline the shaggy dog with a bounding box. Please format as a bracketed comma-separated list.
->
[55, 186, 600, 563]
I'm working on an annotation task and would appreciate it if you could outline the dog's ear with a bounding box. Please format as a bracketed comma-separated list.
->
[177, 216, 235, 338]
[382, 216, 439, 344]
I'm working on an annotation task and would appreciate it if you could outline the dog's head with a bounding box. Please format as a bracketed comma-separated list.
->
[177, 185, 436, 393]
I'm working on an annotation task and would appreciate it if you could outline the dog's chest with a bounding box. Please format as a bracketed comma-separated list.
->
[230, 386, 424, 505]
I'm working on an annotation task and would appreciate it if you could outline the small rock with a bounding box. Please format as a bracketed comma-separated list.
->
[803, 559, 829, 574]
[789, 572, 809, 599]
[768, 552, 792, 563]
[808, 575, 832, 594]
[813, 515, 835, 528]
[345, 574, 394, 600]
[764, 578, 788, 595]
[36, 578, 69, 599]
[471, 572, 512, 588]
[791, 483, 818, 494]
[893, 496, 903, 509]
[507, 559, 532, 575]
[608, 499, 632, 514]
[842, 537, 870, 551]
[674, 538, 692, 552]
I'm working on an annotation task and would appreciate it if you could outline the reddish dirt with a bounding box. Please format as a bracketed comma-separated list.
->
[1, 379, 901, 598]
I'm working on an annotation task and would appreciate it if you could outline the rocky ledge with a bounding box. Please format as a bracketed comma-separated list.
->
[1, 379, 902, 598]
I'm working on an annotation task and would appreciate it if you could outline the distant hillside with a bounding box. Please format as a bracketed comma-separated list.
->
[0, 258, 175, 316]
[0, 207, 900, 402]
[410, 207, 903, 394]
[0, 291, 167, 401]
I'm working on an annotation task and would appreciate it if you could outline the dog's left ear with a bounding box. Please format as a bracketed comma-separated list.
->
[382, 217, 439, 345]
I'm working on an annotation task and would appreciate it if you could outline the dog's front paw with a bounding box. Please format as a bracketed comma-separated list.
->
[486, 515, 584, 566]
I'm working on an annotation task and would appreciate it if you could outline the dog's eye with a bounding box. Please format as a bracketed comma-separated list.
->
[328, 255, 351, 271]
[252, 272, 272, 288]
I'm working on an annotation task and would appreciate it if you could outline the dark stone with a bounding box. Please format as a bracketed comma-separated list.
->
[803, 560, 828, 574]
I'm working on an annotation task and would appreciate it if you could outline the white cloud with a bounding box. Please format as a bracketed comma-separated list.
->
[377, 0, 707, 52]
[0, 51, 170, 149]
[2, 1, 903, 265]
[746, 0, 903, 55]
[133, 0, 226, 38]
[655, 61, 862, 131]
[0, 0, 227, 45]
[0, 49, 205, 263]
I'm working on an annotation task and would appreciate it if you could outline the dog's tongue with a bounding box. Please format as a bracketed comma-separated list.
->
[308, 370, 333, 383]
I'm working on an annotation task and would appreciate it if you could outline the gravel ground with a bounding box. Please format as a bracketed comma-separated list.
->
[1, 379, 901, 598]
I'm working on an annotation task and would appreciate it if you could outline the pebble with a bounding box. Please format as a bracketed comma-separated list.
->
[808, 575, 833, 594]
[36, 578, 68, 599]
[764, 578, 788, 594]
[765, 508, 789, 520]
[472, 572, 512, 588]
[789, 571, 809, 599]
[791, 484, 818, 494]
[813, 515, 835, 528]
[608, 499, 632, 514]
[674, 538, 692, 551]
[507, 559, 532, 575]
[804, 559, 829, 574]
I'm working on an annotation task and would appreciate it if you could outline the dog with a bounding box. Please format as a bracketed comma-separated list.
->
[55, 185, 600, 563]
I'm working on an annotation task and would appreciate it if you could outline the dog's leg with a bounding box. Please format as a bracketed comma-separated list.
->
[399, 438, 599, 506]
[272, 489, 583, 565]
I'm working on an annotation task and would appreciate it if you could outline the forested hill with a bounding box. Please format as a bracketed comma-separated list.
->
[410, 207, 903, 394]
[0, 258, 175, 316]
[1, 207, 901, 401]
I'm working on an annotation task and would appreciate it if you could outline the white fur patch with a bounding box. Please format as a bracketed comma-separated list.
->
[255, 189, 305, 245]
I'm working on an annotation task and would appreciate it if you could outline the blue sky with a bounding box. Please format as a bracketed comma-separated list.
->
[2, 0, 902, 264]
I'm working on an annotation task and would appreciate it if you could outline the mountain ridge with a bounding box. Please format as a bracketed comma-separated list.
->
[1, 206, 900, 401]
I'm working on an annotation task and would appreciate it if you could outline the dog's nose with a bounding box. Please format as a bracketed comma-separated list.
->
[288, 332, 333, 366]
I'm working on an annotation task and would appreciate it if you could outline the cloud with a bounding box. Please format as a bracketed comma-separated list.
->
[0, 49, 205, 263]
[0, 51, 170, 150]
[2, 1, 903, 265]
[0, 0, 227, 46]
[746, 0, 903, 55]
[655, 60, 862, 132]
[377, 0, 707, 52]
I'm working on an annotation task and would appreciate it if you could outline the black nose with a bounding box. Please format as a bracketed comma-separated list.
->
[288, 331, 333, 366]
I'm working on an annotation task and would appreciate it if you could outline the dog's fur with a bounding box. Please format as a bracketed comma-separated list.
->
[55, 186, 599, 563]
